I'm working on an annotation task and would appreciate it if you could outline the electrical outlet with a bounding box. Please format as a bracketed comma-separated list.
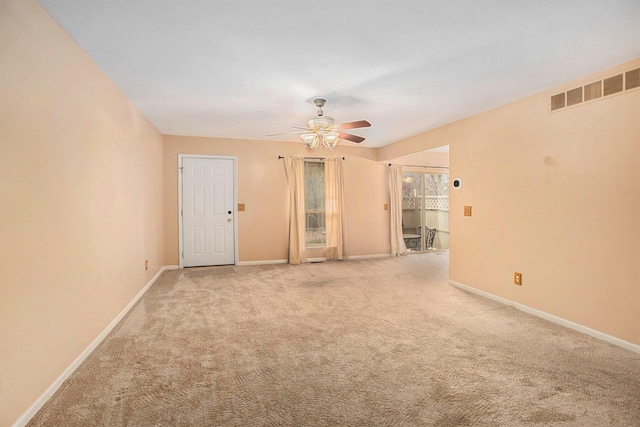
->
[145, 260, 149, 271]
[464, 206, 472, 216]
[514, 272, 522, 286]
[384, 203, 388, 211]
[238, 203, 245, 211]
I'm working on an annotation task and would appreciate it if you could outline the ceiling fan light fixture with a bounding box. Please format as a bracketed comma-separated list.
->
[323, 131, 340, 150]
[300, 132, 319, 150]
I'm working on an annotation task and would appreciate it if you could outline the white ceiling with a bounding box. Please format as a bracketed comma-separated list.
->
[38, 0, 640, 148]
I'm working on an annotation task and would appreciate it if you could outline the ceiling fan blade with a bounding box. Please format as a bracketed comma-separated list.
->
[291, 125, 310, 130]
[266, 130, 305, 137]
[338, 131, 365, 143]
[337, 120, 371, 130]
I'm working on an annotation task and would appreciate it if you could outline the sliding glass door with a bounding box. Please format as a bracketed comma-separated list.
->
[401, 170, 449, 252]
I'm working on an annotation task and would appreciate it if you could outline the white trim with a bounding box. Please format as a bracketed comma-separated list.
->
[448, 280, 640, 355]
[448, 280, 513, 306]
[178, 154, 238, 268]
[348, 254, 392, 260]
[236, 255, 392, 265]
[12, 266, 173, 427]
[236, 259, 288, 266]
[403, 165, 450, 174]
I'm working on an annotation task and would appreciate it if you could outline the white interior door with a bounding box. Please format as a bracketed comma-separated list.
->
[181, 157, 235, 267]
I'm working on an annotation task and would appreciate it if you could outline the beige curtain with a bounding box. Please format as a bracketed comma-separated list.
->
[284, 157, 307, 264]
[325, 158, 348, 260]
[389, 165, 407, 256]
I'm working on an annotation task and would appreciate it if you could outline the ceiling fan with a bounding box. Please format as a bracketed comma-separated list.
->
[269, 99, 371, 151]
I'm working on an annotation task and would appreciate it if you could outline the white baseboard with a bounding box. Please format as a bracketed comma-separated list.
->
[12, 266, 173, 427]
[236, 259, 288, 266]
[308, 254, 392, 263]
[448, 280, 640, 355]
[234, 255, 391, 266]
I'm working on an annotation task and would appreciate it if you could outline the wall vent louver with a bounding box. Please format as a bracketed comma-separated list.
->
[603, 74, 623, 96]
[550, 67, 639, 112]
[584, 81, 602, 101]
[626, 68, 640, 90]
[550, 93, 565, 111]
[566, 87, 583, 106]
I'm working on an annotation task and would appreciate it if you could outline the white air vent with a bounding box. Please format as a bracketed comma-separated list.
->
[550, 67, 639, 112]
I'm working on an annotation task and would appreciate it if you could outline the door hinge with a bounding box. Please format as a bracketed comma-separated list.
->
[182, 251, 184, 259]
[179, 166, 184, 174]
[181, 209, 183, 216]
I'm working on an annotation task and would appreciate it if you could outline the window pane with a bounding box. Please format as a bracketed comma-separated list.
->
[305, 211, 326, 245]
[425, 173, 449, 197]
[305, 162, 325, 210]
[305, 161, 325, 245]
[402, 172, 422, 251]
[402, 171, 450, 252]
[423, 174, 449, 250]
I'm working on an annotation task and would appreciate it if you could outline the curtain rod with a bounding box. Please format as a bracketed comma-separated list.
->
[279, 156, 345, 160]
[388, 163, 449, 169]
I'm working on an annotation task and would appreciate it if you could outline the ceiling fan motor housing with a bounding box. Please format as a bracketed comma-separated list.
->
[307, 116, 335, 130]
[314, 98, 326, 116]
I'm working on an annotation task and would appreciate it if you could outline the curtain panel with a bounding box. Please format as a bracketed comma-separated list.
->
[283, 157, 307, 264]
[389, 165, 407, 256]
[325, 158, 348, 260]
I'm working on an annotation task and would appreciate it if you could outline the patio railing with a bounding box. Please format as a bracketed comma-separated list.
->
[305, 228, 326, 245]
[403, 195, 449, 211]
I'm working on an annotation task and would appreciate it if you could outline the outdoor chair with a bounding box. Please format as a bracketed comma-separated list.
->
[425, 227, 436, 249]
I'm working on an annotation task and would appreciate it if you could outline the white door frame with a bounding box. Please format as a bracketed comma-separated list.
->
[178, 154, 238, 268]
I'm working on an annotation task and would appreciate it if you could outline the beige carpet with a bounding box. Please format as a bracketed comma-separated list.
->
[29, 255, 640, 426]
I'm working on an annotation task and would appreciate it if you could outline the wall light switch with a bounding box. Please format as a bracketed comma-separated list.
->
[464, 206, 472, 216]
[384, 203, 388, 211]
[238, 203, 245, 211]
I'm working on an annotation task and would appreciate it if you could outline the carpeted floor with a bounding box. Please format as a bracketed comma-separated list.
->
[29, 255, 640, 426]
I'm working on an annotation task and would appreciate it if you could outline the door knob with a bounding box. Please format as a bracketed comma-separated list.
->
[227, 218, 232, 222]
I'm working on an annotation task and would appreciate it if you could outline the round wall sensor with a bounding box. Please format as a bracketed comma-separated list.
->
[452, 178, 462, 188]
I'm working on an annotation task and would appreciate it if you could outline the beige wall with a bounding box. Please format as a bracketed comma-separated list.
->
[0, 1, 164, 425]
[386, 58, 640, 346]
[388, 149, 450, 168]
[378, 127, 456, 162]
[2, 2, 638, 424]
[164, 136, 390, 264]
